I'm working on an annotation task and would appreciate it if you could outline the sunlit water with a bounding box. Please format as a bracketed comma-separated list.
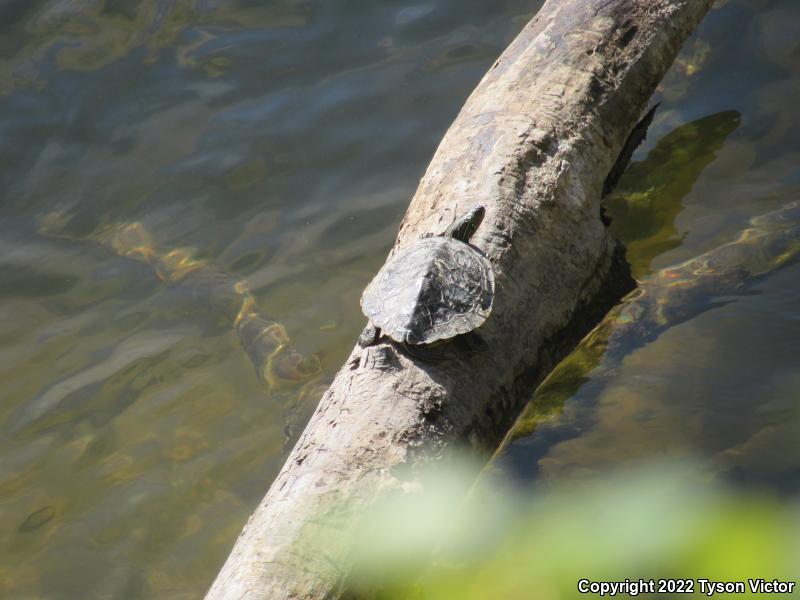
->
[0, 0, 798, 597]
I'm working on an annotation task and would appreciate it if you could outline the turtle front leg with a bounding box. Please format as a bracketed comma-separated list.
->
[358, 322, 381, 347]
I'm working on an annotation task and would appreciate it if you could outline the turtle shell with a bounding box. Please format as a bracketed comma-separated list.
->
[360, 236, 494, 345]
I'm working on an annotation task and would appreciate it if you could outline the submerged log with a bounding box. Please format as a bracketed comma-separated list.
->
[207, 1, 715, 598]
[32, 220, 325, 442]
[506, 201, 800, 442]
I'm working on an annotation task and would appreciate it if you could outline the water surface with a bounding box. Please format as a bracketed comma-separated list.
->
[0, 0, 798, 597]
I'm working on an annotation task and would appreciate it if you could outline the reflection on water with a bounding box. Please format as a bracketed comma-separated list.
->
[605, 110, 742, 278]
[496, 0, 800, 494]
[500, 202, 800, 448]
[0, 0, 799, 597]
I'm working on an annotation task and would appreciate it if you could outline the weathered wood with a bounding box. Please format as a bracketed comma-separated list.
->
[206, 1, 714, 598]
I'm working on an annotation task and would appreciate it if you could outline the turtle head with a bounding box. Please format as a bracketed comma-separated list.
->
[445, 205, 485, 242]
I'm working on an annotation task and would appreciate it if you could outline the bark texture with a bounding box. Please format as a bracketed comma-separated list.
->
[206, 1, 714, 598]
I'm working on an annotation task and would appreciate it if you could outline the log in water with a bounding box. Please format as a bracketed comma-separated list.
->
[207, 1, 715, 598]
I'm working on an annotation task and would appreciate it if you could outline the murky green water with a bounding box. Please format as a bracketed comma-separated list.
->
[0, 0, 798, 597]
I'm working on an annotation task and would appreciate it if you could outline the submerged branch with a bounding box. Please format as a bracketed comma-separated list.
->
[508, 201, 800, 440]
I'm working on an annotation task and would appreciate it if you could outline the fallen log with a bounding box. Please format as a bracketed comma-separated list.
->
[206, 1, 715, 598]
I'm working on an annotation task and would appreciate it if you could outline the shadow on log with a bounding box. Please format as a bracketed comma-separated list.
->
[206, 1, 715, 598]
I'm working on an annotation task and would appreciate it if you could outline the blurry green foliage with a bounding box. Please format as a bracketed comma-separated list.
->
[348, 462, 800, 599]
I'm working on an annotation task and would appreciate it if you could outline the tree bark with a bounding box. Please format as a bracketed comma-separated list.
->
[206, 1, 715, 598]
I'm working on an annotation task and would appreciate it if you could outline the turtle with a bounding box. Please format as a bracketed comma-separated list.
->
[358, 205, 494, 354]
